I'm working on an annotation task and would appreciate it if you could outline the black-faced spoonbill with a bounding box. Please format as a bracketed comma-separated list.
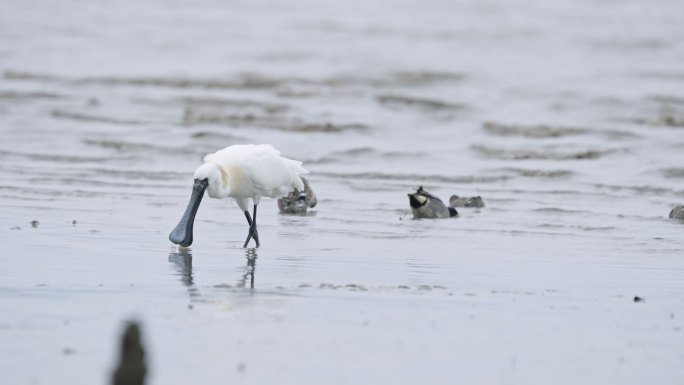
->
[408, 186, 458, 219]
[169, 144, 308, 247]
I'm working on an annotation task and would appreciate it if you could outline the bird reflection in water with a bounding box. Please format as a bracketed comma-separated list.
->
[168, 248, 200, 298]
[236, 248, 258, 289]
[169, 247, 258, 292]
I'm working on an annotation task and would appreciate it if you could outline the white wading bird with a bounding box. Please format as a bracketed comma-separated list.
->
[169, 144, 308, 248]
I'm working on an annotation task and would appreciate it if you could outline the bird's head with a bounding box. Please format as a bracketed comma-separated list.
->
[194, 162, 231, 199]
[193, 162, 219, 185]
[408, 186, 429, 208]
[168, 164, 220, 247]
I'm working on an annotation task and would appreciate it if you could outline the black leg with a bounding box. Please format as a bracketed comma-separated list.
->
[243, 210, 253, 247]
[242, 205, 260, 248]
[251, 204, 260, 247]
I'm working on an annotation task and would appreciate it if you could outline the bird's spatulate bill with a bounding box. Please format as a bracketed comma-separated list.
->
[169, 179, 208, 247]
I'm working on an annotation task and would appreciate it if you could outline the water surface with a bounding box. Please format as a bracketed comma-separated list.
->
[1, 0, 684, 384]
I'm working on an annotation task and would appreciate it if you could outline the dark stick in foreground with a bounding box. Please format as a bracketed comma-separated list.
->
[112, 321, 147, 385]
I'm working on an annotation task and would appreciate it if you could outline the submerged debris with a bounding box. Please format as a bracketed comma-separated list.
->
[669, 205, 684, 219]
[182, 107, 368, 132]
[483, 121, 588, 138]
[278, 177, 317, 214]
[112, 321, 147, 385]
[662, 168, 684, 179]
[628, 114, 684, 128]
[376, 94, 466, 112]
[449, 195, 485, 208]
[408, 186, 457, 219]
[471, 144, 610, 161]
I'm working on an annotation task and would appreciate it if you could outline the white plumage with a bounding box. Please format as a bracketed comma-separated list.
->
[196, 144, 307, 208]
[169, 144, 308, 248]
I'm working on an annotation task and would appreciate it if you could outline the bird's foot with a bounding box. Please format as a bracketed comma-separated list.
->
[243, 224, 260, 248]
[253, 228, 260, 247]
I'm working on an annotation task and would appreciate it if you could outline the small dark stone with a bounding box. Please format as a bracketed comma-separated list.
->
[633, 296, 645, 303]
[30, 220, 39, 228]
[62, 347, 76, 355]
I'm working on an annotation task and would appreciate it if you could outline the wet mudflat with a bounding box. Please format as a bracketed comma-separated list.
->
[1, 0, 684, 384]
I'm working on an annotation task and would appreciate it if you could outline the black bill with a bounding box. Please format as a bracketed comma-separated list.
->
[169, 178, 209, 247]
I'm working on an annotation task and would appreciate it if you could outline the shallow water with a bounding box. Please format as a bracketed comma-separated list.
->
[2, 0, 684, 384]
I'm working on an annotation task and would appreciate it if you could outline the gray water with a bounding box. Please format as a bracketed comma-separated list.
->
[1, 0, 684, 384]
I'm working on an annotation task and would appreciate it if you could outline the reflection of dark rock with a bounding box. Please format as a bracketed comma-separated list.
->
[112, 322, 146, 385]
[449, 195, 485, 208]
[408, 186, 457, 219]
[278, 177, 317, 214]
[670, 205, 684, 219]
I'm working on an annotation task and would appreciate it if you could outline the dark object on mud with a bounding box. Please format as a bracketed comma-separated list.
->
[408, 186, 457, 219]
[669, 205, 684, 220]
[278, 177, 317, 214]
[633, 296, 645, 303]
[112, 321, 147, 385]
[449, 195, 485, 208]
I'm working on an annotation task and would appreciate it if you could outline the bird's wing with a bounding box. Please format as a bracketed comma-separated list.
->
[238, 147, 307, 197]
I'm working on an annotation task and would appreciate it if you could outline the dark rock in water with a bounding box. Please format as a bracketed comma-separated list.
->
[449, 195, 485, 208]
[633, 296, 645, 303]
[112, 321, 146, 385]
[408, 186, 457, 219]
[278, 176, 317, 214]
[30, 220, 40, 228]
[669, 205, 684, 219]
